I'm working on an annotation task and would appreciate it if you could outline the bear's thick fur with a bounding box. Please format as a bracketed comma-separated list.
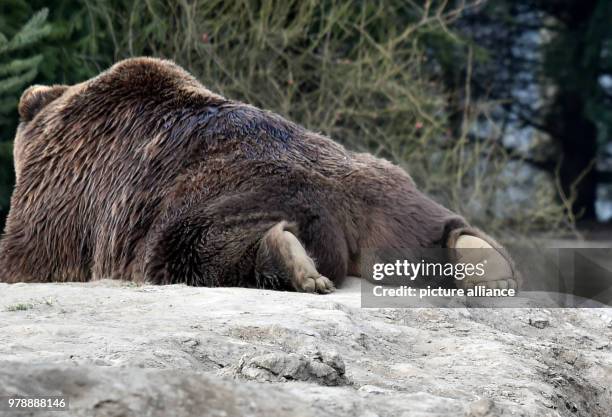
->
[0, 58, 516, 292]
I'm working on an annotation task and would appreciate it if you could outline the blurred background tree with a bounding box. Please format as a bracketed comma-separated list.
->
[0, 0, 610, 237]
[442, 0, 612, 224]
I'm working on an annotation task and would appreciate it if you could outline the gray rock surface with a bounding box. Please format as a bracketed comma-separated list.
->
[0, 278, 611, 417]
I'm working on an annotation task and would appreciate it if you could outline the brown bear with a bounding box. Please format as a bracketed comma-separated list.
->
[0, 57, 519, 293]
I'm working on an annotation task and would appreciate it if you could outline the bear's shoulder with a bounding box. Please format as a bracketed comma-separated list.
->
[85, 57, 225, 104]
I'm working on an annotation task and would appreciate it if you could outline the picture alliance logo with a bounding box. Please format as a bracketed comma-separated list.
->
[371, 259, 487, 281]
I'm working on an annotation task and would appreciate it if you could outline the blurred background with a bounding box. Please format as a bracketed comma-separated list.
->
[0, 0, 611, 239]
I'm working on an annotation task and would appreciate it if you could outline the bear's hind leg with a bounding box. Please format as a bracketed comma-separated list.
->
[257, 221, 334, 293]
[145, 194, 337, 293]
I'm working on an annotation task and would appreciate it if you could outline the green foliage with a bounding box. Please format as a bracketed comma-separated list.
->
[542, 0, 612, 146]
[0, 0, 119, 140]
[0, 8, 50, 130]
[5, 302, 33, 312]
[0, 8, 50, 52]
